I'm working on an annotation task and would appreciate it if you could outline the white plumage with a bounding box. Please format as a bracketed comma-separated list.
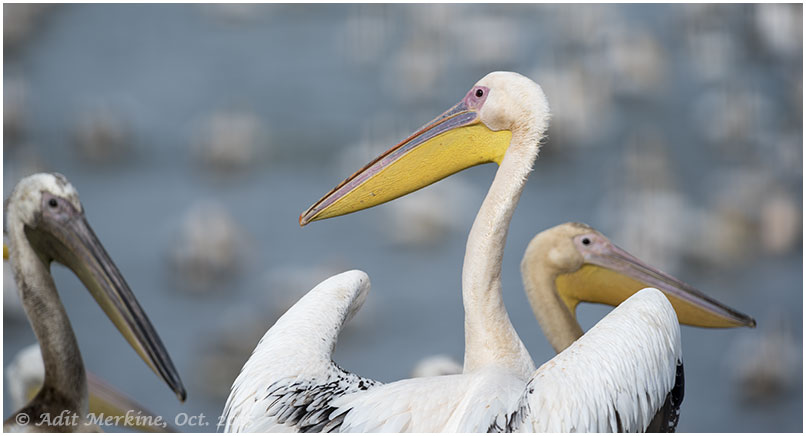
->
[222, 271, 683, 432]
[221, 72, 689, 433]
[333, 289, 681, 433]
[410, 355, 463, 378]
[222, 270, 378, 432]
[331, 365, 526, 432]
[504, 288, 682, 433]
[5, 344, 44, 411]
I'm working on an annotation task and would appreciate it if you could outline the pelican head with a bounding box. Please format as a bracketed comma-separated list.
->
[523, 222, 756, 330]
[6, 173, 186, 402]
[300, 71, 550, 225]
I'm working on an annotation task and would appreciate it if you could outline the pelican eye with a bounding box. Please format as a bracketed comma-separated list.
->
[48, 198, 58, 208]
[581, 237, 591, 246]
[475, 89, 484, 98]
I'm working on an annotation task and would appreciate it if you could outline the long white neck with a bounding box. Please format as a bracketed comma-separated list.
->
[462, 131, 539, 377]
[7, 219, 89, 417]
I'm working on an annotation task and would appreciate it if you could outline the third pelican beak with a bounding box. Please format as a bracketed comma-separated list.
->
[557, 235, 756, 329]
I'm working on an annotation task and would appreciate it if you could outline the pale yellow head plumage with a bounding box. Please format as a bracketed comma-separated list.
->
[524, 222, 756, 329]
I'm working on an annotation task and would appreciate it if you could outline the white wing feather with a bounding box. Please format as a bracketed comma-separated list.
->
[221, 270, 380, 432]
[501, 288, 683, 433]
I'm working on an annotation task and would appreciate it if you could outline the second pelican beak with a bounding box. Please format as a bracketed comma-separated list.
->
[24, 192, 187, 401]
[300, 86, 511, 226]
[556, 234, 756, 329]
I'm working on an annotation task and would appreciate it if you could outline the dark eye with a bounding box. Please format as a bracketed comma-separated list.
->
[48, 198, 58, 208]
[582, 237, 591, 246]
[475, 89, 484, 98]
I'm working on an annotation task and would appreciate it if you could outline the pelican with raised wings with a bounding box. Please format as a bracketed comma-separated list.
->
[222, 72, 753, 432]
[4, 173, 186, 432]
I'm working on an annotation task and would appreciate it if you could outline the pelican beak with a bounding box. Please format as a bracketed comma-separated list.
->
[556, 236, 756, 328]
[300, 86, 512, 225]
[25, 192, 187, 401]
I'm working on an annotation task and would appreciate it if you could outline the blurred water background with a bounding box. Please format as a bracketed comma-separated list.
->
[3, 4, 802, 432]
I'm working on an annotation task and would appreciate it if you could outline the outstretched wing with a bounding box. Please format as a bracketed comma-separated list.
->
[497, 288, 684, 433]
[221, 270, 380, 432]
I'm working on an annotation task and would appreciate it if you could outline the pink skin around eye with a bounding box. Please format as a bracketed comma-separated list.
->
[462, 86, 490, 110]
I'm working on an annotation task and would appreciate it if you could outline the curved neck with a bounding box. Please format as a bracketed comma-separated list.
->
[7, 220, 88, 417]
[521, 253, 583, 353]
[462, 132, 538, 377]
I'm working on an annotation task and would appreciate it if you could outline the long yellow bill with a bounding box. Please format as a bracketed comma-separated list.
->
[300, 86, 511, 226]
[556, 235, 756, 328]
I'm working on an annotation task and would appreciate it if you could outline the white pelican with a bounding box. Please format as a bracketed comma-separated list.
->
[6, 344, 175, 433]
[727, 312, 799, 403]
[192, 109, 268, 174]
[222, 72, 752, 432]
[409, 354, 463, 378]
[171, 200, 245, 291]
[4, 173, 185, 431]
[72, 105, 132, 164]
[521, 222, 754, 354]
